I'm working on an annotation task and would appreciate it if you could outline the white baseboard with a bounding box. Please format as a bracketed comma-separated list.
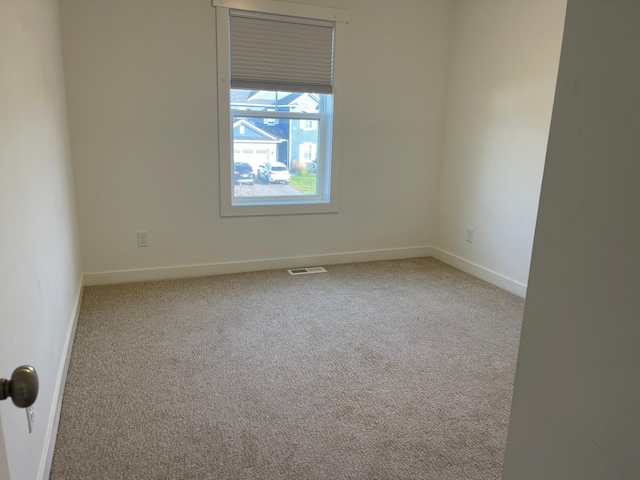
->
[84, 246, 435, 286]
[432, 247, 527, 298]
[40, 279, 83, 480]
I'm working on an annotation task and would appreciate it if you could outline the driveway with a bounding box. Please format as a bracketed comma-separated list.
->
[234, 182, 302, 197]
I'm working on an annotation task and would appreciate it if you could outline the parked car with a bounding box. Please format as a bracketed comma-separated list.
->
[234, 162, 254, 185]
[258, 162, 290, 184]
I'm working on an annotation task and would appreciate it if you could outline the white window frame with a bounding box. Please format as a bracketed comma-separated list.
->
[214, 0, 348, 217]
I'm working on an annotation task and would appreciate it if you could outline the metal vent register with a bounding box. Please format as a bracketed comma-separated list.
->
[288, 267, 327, 275]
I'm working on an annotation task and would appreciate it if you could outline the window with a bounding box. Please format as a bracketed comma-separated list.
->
[300, 142, 317, 161]
[214, 0, 348, 216]
[300, 119, 317, 131]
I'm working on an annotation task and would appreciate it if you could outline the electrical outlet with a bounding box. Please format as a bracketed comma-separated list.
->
[466, 228, 474, 243]
[26, 406, 35, 434]
[137, 231, 149, 247]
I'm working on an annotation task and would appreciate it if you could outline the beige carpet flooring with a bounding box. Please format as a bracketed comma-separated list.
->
[50, 258, 524, 479]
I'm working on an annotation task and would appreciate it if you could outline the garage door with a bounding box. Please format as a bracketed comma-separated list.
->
[233, 145, 274, 172]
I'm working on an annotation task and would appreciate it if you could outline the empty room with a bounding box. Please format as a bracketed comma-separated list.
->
[1, 0, 638, 479]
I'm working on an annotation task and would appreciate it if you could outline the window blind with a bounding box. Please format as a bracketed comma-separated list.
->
[229, 10, 335, 94]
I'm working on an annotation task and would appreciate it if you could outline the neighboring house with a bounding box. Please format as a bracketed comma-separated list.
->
[291, 117, 319, 168]
[231, 90, 320, 169]
[232, 119, 285, 173]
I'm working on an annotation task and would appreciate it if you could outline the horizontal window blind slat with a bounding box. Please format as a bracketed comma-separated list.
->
[229, 9, 335, 28]
[231, 20, 333, 33]
[230, 34, 333, 52]
[232, 66, 330, 75]
[231, 44, 332, 56]
[232, 29, 332, 41]
[231, 79, 332, 94]
[232, 57, 332, 68]
[231, 35, 332, 48]
[233, 65, 332, 75]
[233, 79, 331, 88]
[231, 74, 326, 85]
[231, 16, 333, 32]
[232, 26, 330, 35]
[229, 11, 335, 94]
[231, 46, 333, 59]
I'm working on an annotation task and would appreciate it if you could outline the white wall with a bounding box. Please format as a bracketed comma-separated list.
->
[503, 0, 640, 478]
[0, 1, 83, 479]
[59, 0, 453, 281]
[433, 0, 566, 295]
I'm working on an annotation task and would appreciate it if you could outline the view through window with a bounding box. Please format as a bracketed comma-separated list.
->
[231, 89, 327, 200]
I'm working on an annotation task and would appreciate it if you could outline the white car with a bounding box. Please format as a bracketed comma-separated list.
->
[258, 162, 290, 184]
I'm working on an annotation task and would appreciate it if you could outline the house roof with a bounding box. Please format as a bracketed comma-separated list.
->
[233, 119, 284, 142]
[277, 92, 319, 106]
[230, 90, 319, 112]
[230, 90, 272, 107]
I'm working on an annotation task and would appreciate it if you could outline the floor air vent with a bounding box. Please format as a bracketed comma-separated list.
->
[288, 267, 327, 275]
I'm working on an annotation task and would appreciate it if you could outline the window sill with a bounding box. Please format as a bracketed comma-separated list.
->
[221, 200, 338, 217]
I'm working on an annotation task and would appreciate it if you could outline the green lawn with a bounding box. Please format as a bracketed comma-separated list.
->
[290, 174, 317, 194]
